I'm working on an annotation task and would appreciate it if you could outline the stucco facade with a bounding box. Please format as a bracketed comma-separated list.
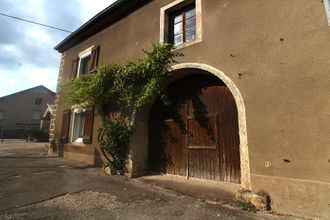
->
[0, 86, 55, 138]
[51, 0, 330, 218]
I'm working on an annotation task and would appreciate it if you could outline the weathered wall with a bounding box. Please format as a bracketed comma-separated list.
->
[53, 0, 330, 218]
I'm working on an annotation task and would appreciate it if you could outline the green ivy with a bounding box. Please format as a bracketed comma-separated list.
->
[98, 118, 131, 172]
[64, 43, 177, 173]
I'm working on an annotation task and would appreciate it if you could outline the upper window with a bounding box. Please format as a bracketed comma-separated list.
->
[160, 0, 202, 48]
[35, 98, 42, 105]
[78, 51, 91, 76]
[170, 5, 196, 46]
[71, 45, 100, 78]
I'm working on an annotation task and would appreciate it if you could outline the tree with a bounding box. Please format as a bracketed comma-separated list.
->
[64, 43, 177, 173]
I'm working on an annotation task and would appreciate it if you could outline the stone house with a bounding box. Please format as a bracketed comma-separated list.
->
[50, 0, 330, 218]
[0, 85, 55, 139]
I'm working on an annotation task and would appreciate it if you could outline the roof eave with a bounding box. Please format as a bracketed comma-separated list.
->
[54, 0, 151, 53]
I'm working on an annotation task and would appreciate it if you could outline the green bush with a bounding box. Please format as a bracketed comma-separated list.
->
[98, 118, 131, 172]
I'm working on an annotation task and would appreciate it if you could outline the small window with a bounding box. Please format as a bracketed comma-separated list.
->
[32, 110, 41, 120]
[170, 5, 196, 46]
[35, 98, 42, 105]
[78, 51, 91, 76]
[61, 107, 94, 144]
[0, 111, 5, 120]
[70, 109, 85, 142]
[71, 46, 100, 78]
[160, 0, 201, 48]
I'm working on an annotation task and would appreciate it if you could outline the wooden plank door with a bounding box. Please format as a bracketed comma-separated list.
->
[217, 87, 241, 183]
[148, 99, 187, 176]
[186, 85, 221, 181]
[162, 118, 187, 176]
[187, 114, 220, 180]
[149, 75, 240, 184]
[186, 84, 241, 183]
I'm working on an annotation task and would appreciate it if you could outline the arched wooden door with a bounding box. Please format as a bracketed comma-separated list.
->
[149, 74, 241, 183]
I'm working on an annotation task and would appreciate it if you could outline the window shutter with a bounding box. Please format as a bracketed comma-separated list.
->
[61, 109, 71, 143]
[83, 106, 95, 144]
[89, 46, 100, 72]
[71, 58, 79, 78]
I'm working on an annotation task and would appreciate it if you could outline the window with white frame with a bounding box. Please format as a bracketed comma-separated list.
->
[170, 4, 196, 45]
[160, 0, 202, 47]
[70, 109, 85, 142]
[71, 45, 100, 79]
[61, 107, 94, 144]
[324, 0, 330, 26]
[78, 50, 92, 76]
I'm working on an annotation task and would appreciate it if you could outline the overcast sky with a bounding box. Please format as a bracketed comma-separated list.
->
[0, 0, 116, 97]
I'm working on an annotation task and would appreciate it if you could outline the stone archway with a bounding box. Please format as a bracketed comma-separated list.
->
[129, 63, 250, 189]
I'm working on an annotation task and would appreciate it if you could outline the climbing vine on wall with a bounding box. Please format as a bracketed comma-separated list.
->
[64, 43, 177, 173]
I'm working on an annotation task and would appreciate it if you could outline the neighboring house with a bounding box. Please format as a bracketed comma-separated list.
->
[50, 0, 330, 218]
[0, 86, 55, 139]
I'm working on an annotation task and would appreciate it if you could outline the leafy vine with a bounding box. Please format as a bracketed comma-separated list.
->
[64, 43, 177, 173]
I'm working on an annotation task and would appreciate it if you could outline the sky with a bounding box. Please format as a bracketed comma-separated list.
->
[0, 0, 117, 97]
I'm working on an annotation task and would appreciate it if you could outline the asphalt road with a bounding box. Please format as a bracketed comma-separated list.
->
[0, 141, 300, 219]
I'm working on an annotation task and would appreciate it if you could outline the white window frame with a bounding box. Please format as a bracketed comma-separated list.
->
[324, 0, 330, 26]
[160, 0, 202, 49]
[69, 108, 85, 143]
[77, 46, 93, 77]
